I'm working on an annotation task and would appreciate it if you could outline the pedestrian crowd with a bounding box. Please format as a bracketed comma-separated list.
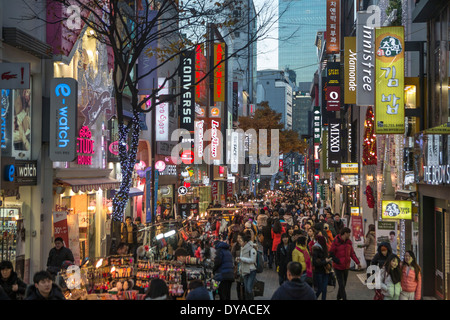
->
[0, 188, 422, 301]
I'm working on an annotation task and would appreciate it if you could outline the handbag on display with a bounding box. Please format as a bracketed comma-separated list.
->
[253, 279, 265, 297]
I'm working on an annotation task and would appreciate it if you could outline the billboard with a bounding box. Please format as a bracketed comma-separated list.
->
[375, 26, 405, 134]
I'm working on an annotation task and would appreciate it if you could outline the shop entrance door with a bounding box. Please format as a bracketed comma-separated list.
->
[434, 207, 445, 299]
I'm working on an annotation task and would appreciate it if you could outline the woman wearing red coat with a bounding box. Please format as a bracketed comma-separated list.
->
[329, 227, 361, 300]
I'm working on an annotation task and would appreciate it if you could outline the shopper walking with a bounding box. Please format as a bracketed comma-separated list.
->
[371, 242, 393, 268]
[231, 233, 244, 300]
[236, 231, 257, 300]
[329, 227, 361, 300]
[361, 224, 377, 268]
[312, 235, 332, 300]
[292, 235, 313, 286]
[275, 233, 292, 285]
[380, 254, 402, 300]
[399, 251, 422, 300]
[271, 261, 316, 300]
[0, 260, 27, 300]
[46, 237, 75, 276]
[213, 240, 235, 300]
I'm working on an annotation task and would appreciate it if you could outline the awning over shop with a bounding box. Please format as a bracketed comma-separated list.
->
[109, 187, 144, 197]
[58, 177, 121, 193]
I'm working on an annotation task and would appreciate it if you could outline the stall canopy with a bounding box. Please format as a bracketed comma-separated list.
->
[58, 177, 121, 193]
[109, 187, 144, 197]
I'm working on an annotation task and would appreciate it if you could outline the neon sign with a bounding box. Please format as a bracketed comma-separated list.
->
[76, 126, 94, 165]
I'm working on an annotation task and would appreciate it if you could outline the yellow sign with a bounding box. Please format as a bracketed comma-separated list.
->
[344, 37, 357, 104]
[382, 200, 412, 220]
[375, 27, 405, 134]
[341, 163, 358, 174]
[214, 43, 225, 102]
[350, 207, 360, 216]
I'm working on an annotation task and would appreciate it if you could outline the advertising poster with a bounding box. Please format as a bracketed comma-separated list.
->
[12, 88, 31, 160]
[375, 26, 405, 134]
[351, 215, 366, 269]
[53, 211, 69, 247]
[376, 220, 398, 255]
[67, 213, 80, 265]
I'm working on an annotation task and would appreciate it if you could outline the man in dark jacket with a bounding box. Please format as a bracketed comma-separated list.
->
[0, 260, 27, 300]
[261, 222, 273, 269]
[276, 233, 292, 285]
[213, 241, 235, 300]
[25, 271, 66, 300]
[271, 262, 316, 300]
[46, 237, 75, 276]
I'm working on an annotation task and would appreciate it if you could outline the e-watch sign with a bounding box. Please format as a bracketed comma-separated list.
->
[49, 78, 78, 162]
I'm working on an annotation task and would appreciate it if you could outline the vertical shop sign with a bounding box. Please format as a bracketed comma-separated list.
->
[327, 62, 341, 111]
[153, 170, 159, 218]
[232, 82, 238, 121]
[375, 26, 405, 134]
[53, 211, 69, 247]
[156, 78, 169, 141]
[326, 0, 340, 54]
[214, 43, 226, 102]
[356, 10, 380, 106]
[313, 106, 321, 144]
[230, 131, 239, 173]
[344, 37, 357, 104]
[195, 44, 208, 107]
[328, 118, 341, 167]
[180, 50, 195, 131]
[145, 169, 151, 223]
[49, 78, 78, 162]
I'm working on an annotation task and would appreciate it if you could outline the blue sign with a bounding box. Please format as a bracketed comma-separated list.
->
[4, 164, 14, 182]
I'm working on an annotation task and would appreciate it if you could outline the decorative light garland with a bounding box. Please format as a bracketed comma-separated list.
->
[112, 113, 141, 222]
[363, 106, 377, 166]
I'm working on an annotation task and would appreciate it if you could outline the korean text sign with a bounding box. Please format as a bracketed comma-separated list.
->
[375, 27, 405, 134]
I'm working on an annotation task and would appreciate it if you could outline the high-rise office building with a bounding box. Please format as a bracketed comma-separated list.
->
[278, 0, 326, 84]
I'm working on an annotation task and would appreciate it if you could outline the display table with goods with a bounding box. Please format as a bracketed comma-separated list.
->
[59, 253, 211, 300]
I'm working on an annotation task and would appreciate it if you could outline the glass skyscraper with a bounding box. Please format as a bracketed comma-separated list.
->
[278, 0, 326, 84]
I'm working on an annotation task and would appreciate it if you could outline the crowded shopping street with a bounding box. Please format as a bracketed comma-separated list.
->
[1, 0, 449, 306]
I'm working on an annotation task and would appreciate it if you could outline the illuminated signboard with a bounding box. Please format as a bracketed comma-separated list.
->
[76, 126, 94, 165]
[180, 50, 195, 131]
[49, 78, 78, 162]
[382, 200, 412, 220]
[341, 163, 358, 174]
[375, 26, 405, 134]
[214, 43, 226, 102]
[344, 37, 357, 104]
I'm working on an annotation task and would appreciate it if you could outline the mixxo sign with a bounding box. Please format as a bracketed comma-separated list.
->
[328, 118, 341, 167]
[49, 78, 78, 162]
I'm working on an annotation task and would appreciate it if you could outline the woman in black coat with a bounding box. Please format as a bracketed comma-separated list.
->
[0, 261, 27, 300]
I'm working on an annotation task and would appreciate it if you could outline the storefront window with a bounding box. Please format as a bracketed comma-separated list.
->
[0, 207, 20, 263]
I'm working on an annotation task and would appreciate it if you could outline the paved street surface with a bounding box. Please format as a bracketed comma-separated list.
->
[230, 267, 374, 300]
